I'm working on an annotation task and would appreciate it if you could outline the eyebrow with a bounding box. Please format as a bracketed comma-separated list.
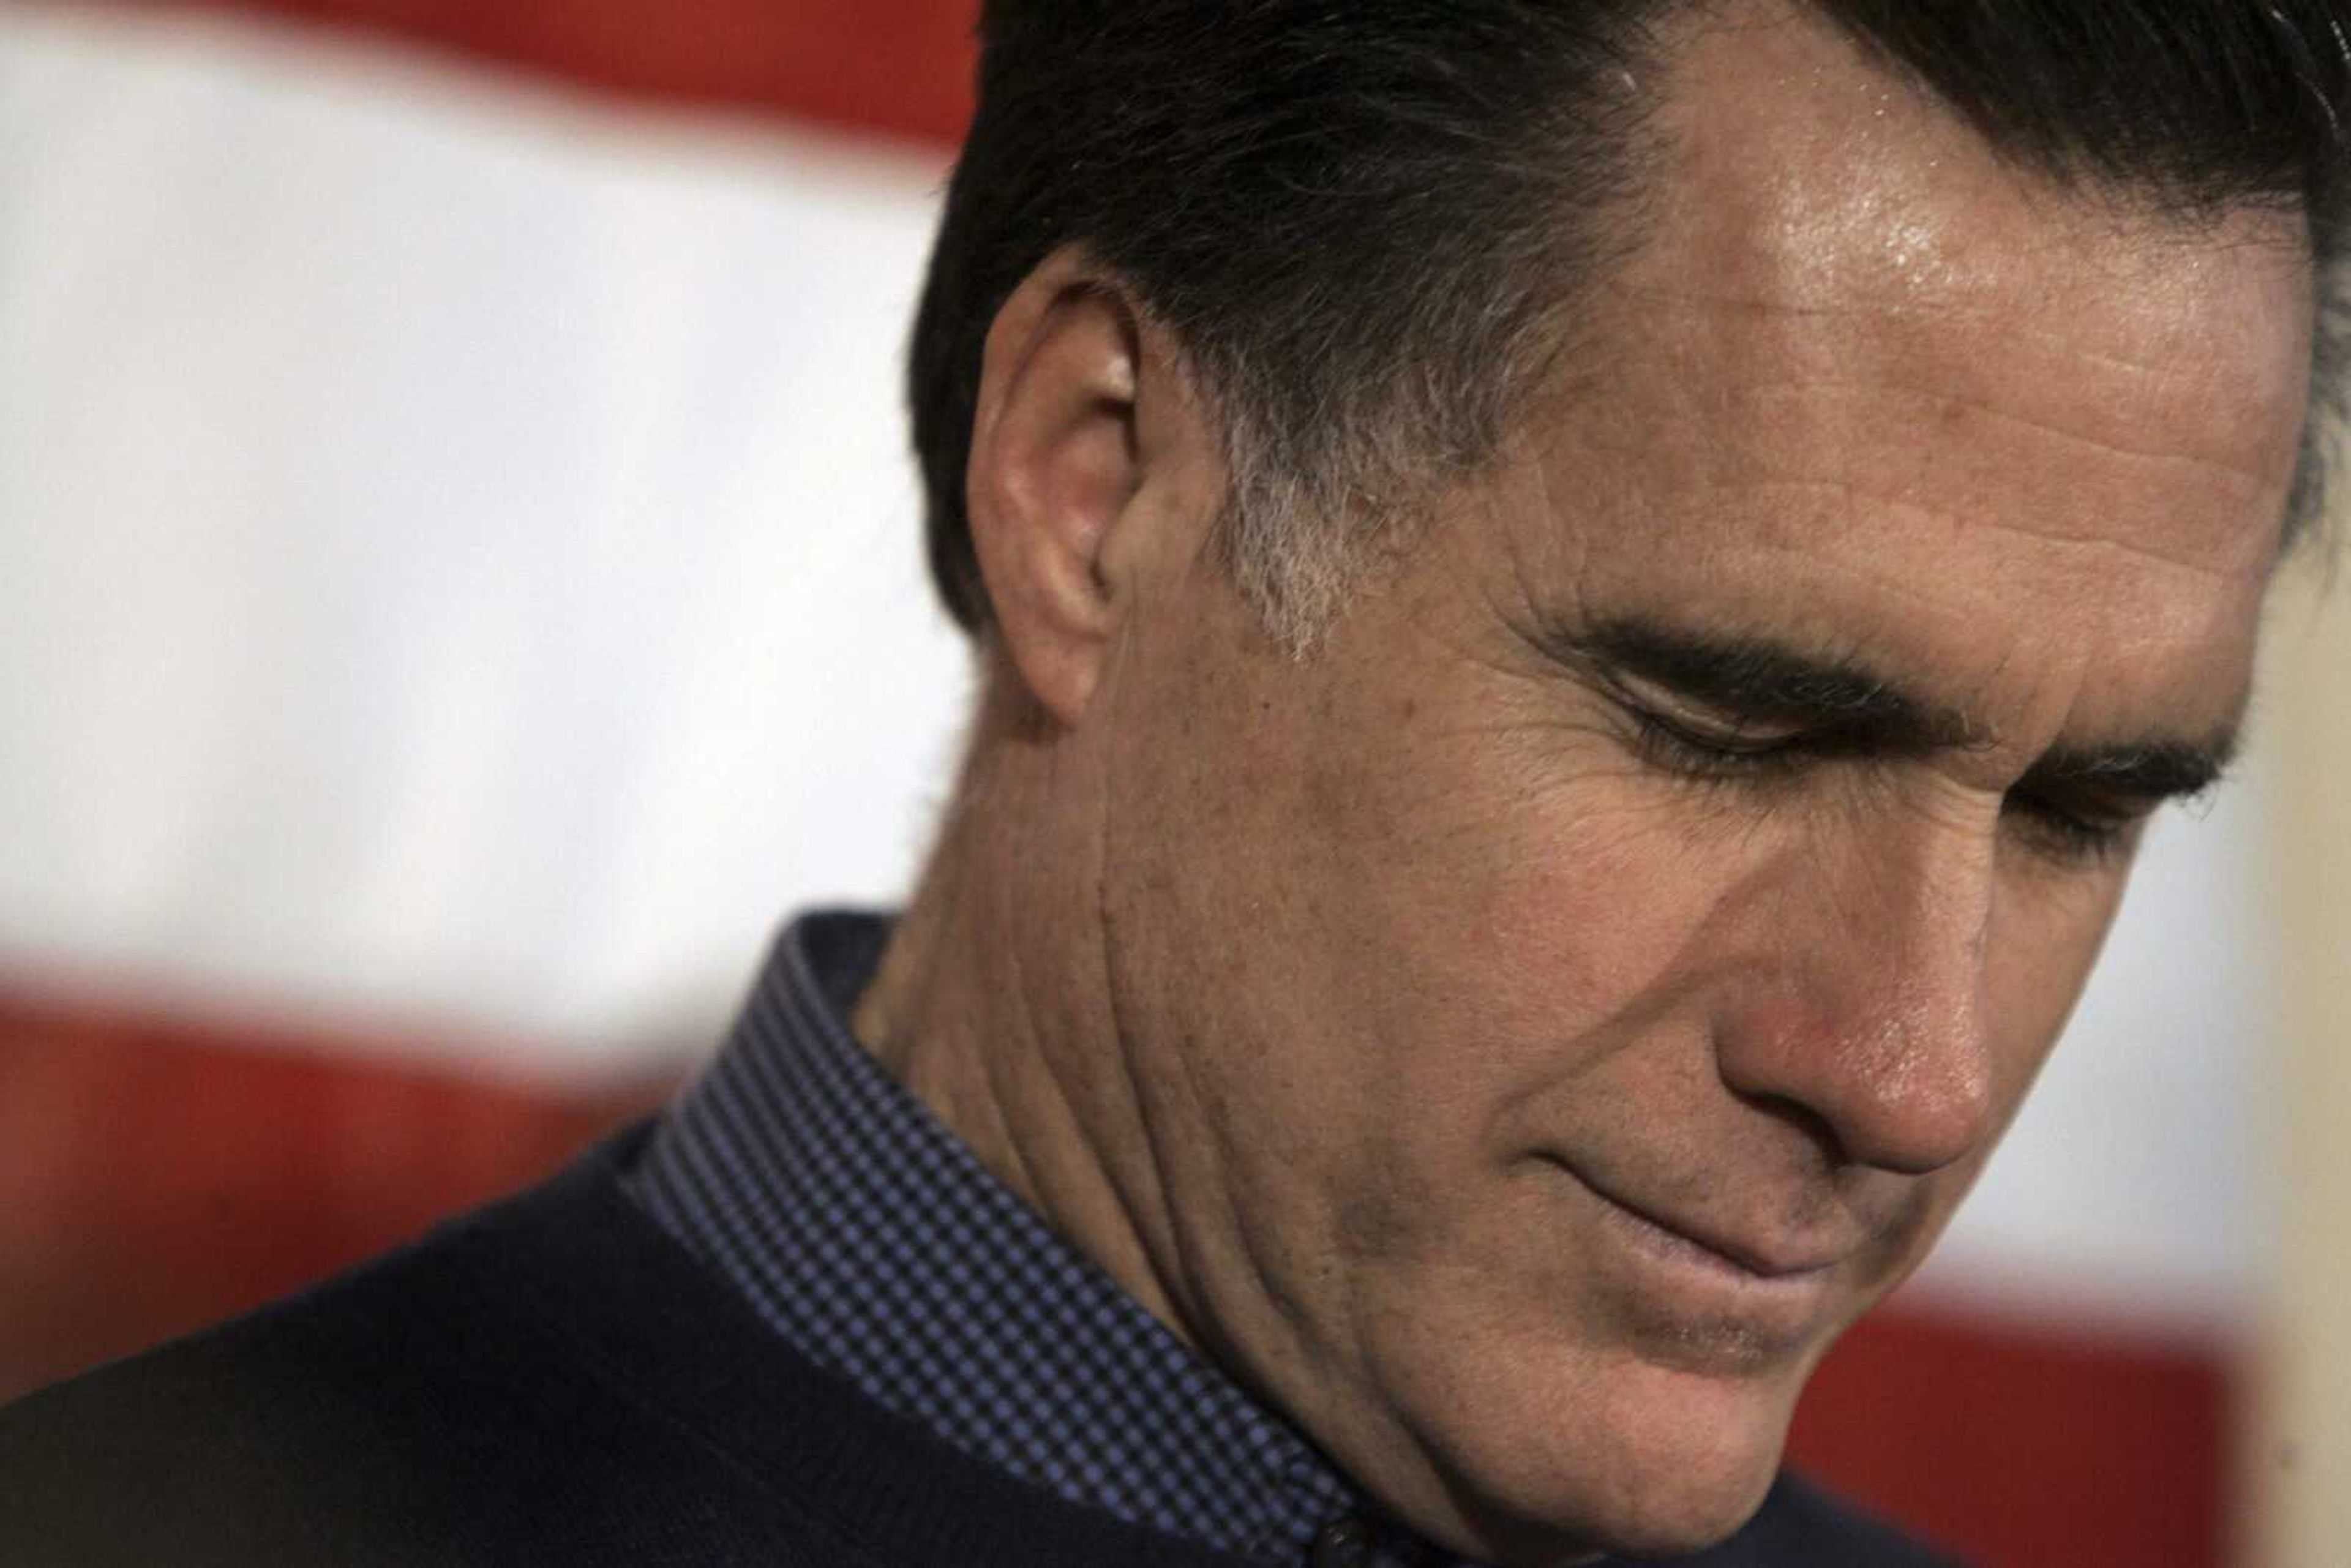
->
[1547, 615, 2238, 804]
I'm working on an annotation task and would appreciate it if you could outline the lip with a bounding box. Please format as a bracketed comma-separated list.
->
[1555, 1161, 1853, 1282]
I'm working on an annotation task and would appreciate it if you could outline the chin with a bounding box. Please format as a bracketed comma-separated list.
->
[1388, 1335, 1805, 1566]
[1447, 1432, 1783, 1565]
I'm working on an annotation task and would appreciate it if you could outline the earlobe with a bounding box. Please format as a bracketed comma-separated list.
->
[965, 249, 1164, 728]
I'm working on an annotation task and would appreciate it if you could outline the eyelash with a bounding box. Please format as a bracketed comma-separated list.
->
[1623, 708, 2142, 868]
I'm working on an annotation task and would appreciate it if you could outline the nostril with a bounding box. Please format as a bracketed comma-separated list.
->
[1724, 1085, 1849, 1167]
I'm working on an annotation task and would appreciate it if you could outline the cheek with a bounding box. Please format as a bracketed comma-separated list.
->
[1312, 729, 1771, 1107]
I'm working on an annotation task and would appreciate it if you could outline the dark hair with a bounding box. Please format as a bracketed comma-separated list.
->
[907, 1, 2351, 637]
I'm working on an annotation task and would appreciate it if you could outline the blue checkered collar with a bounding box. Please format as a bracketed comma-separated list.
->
[624, 911, 1465, 1567]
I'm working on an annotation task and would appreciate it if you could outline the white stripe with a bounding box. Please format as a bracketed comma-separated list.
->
[0, 2, 967, 1081]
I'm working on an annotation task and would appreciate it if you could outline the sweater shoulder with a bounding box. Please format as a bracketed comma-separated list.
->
[0, 1131, 1250, 1568]
[0, 1131, 853, 1566]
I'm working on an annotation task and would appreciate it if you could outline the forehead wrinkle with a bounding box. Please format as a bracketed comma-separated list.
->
[1604, 288, 2252, 408]
[1627, 361, 2298, 583]
[1678, 425, 2284, 538]
[1600, 290, 2308, 484]
[1583, 277, 2306, 490]
[1951, 512, 2281, 585]
[1771, 377, 2293, 486]
[1606, 277, 2303, 394]
[1666, 475, 2272, 594]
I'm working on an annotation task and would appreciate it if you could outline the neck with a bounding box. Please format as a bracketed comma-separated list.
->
[850, 683, 1193, 1344]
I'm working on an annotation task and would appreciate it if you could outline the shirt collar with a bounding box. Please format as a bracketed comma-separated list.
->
[625, 911, 1461, 1567]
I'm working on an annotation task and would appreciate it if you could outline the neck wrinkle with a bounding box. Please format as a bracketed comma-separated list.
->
[852, 723, 1195, 1350]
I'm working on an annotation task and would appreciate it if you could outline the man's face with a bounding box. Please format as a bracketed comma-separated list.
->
[1072, 8, 2311, 1562]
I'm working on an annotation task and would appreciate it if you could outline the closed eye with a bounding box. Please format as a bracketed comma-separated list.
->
[2000, 784, 2159, 868]
[1620, 702, 2156, 869]
[1621, 702, 1824, 779]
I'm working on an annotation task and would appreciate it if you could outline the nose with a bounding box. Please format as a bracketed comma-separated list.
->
[1711, 812, 2001, 1175]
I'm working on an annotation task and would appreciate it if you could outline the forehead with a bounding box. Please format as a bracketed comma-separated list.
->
[1491, 2, 2314, 746]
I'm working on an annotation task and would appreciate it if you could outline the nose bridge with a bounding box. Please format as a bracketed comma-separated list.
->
[1720, 803, 2001, 1175]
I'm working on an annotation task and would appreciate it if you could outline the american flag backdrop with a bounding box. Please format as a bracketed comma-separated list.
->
[3, 3, 2345, 1562]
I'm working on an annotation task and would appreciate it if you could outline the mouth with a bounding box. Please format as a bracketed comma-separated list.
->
[1535, 1156, 1875, 1373]
[1551, 1160, 1853, 1284]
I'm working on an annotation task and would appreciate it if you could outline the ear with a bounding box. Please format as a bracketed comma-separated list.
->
[966, 246, 1210, 727]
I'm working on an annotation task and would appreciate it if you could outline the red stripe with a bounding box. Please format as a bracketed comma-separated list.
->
[72, 0, 979, 145]
[1791, 1300, 2231, 1567]
[0, 989, 666, 1401]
